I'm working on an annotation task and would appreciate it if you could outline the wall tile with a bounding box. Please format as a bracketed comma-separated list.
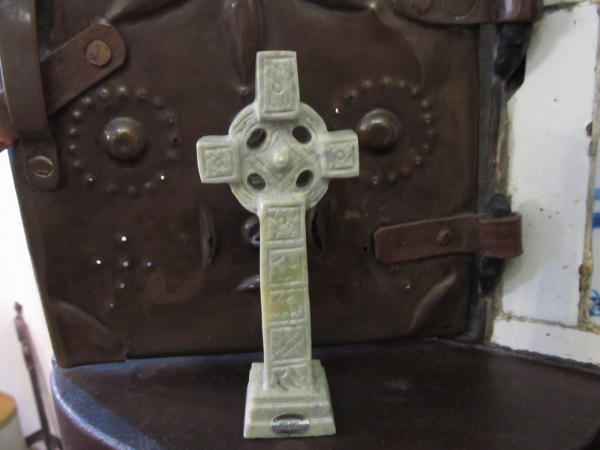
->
[493, 318, 600, 364]
[589, 183, 600, 326]
[502, 4, 599, 326]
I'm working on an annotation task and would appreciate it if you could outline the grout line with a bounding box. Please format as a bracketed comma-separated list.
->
[545, 0, 599, 13]
[497, 312, 600, 335]
[579, 5, 600, 331]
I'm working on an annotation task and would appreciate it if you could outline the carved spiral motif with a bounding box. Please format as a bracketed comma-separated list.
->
[330, 77, 436, 182]
[62, 84, 181, 197]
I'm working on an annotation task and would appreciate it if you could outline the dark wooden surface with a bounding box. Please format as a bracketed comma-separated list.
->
[53, 340, 600, 450]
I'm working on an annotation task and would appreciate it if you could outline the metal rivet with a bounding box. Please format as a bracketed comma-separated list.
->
[411, 0, 432, 14]
[443, 0, 477, 17]
[86, 40, 112, 67]
[118, 86, 129, 98]
[103, 117, 149, 161]
[345, 90, 358, 102]
[361, 80, 373, 92]
[82, 97, 94, 108]
[437, 229, 453, 246]
[356, 109, 403, 154]
[380, 77, 393, 88]
[127, 186, 140, 197]
[71, 110, 83, 122]
[106, 183, 118, 195]
[386, 171, 398, 185]
[167, 150, 179, 162]
[153, 96, 164, 108]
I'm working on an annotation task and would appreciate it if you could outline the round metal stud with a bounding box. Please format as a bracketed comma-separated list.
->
[411, 0, 432, 14]
[103, 117, 149, 162]
[443, 0, 477, 17]
[356, 109, 403, 154]
[437, 229, 453, 246]
[86, 40, 112, 67]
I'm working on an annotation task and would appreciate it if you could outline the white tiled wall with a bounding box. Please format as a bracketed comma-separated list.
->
[492, 1, 600, 363]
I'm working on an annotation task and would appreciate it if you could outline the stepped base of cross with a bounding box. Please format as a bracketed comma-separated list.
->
[243, 360, 336, 438]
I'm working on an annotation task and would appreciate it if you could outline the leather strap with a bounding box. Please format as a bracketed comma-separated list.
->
[374, 213, 522, 264]
[0, 0, 60, 190]
[0, 24, 127, 154]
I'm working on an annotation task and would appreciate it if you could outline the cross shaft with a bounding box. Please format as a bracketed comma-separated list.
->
[197, 51, 359, 438]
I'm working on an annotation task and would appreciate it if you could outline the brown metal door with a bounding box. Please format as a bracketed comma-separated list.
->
[1, 0, 533, 367]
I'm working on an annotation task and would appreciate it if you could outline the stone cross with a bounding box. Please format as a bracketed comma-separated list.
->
[197, 51, 359, 438]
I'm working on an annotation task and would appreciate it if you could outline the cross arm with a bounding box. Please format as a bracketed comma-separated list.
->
[321, 130, 360, 179]
[256, 51, 301, 121]
[196, 136, 241, 184]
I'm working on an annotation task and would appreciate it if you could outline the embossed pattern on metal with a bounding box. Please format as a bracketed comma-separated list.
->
[8, 0, 485, 367]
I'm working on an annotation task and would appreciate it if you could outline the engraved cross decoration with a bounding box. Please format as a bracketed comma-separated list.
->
[197, 51, 359, 438]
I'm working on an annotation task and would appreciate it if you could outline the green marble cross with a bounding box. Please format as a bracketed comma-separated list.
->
[197, 51, 359, 438]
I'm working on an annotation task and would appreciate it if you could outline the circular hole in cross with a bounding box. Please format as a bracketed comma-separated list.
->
[292, 126, 311, 144]
[296, 170, 313, 188]
[247, 129, 267, 149]
[248, 173, 266, 190]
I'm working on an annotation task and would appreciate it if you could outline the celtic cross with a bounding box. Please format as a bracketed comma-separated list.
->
[197, 51, 359, 438]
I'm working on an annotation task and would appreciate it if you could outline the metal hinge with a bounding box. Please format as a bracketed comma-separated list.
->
[374, 211, 522, 264]
[0, 0, 126, 190]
